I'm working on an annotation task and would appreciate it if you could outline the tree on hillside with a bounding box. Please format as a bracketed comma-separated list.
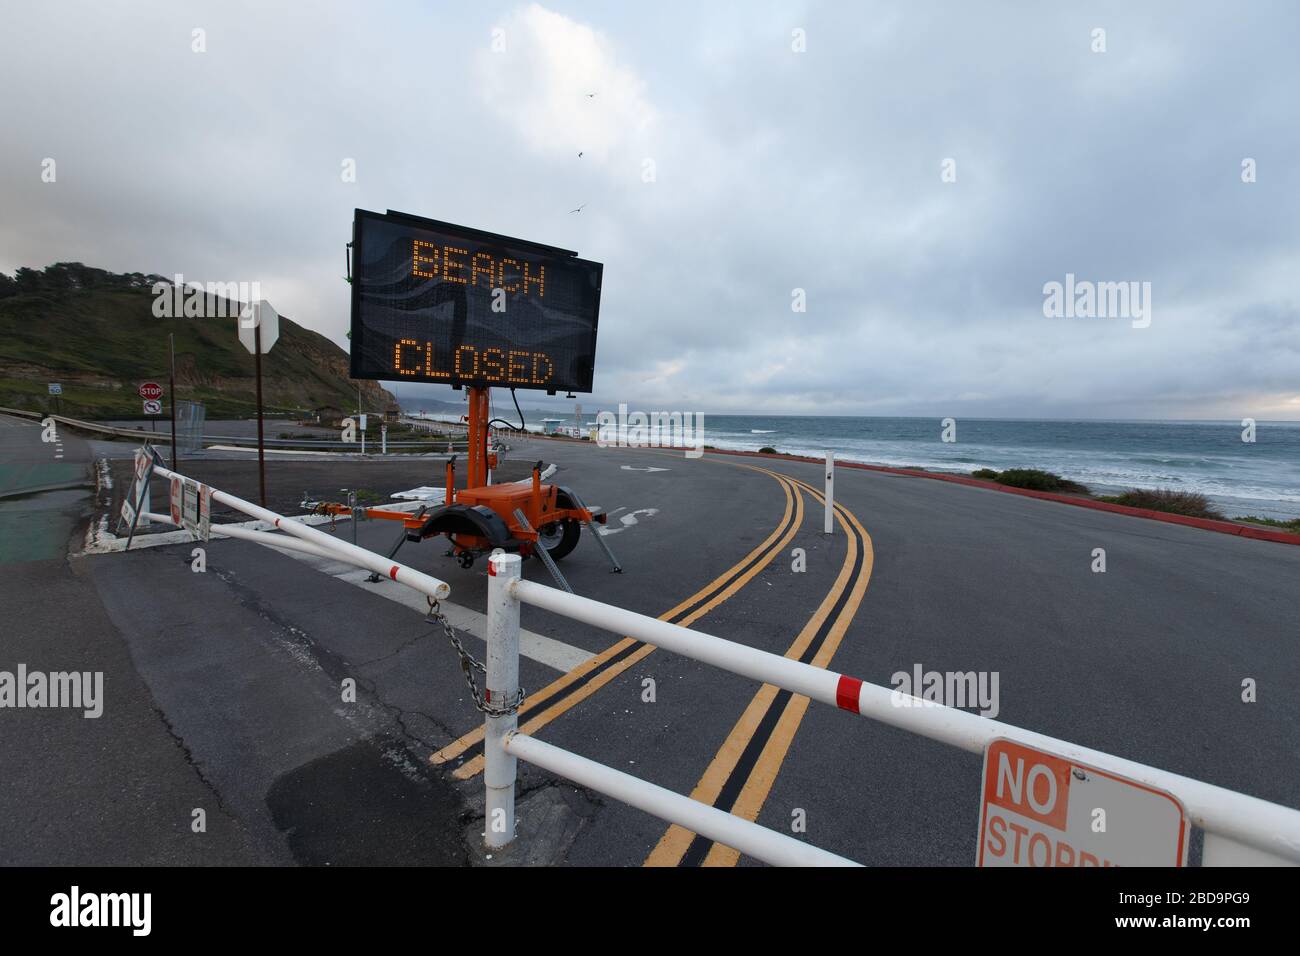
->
[0, 263, 162, 297]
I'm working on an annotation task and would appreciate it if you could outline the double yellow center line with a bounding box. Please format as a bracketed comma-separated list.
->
[432, 460, 873, 869]
[431, 469, 804, 778]
[646, 472, 874, 866]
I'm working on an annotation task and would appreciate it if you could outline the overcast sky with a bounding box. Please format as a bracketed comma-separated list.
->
[2, 1, 1297, 419]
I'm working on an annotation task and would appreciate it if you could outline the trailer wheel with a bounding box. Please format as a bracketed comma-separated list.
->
[535, 518, 580, 561]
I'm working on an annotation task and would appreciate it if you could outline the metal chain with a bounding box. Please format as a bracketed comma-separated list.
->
[309, 501, 337, 531]
[426, 598, 524, 717]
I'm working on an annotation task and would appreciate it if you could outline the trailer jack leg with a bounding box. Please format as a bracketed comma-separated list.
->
[367, 505, 427, 582]
[513, 508, 573, 594]
[587, 519, 623, 573]
[549, 484, 622, 574]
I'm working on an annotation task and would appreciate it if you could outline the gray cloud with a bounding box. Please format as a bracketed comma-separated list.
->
[2, 0, 1296, 419]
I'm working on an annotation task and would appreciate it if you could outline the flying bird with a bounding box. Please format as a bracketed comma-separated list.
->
[585, 92, 597, 98]
[578, 151, 583, 158]
[569, 203, 586, 214]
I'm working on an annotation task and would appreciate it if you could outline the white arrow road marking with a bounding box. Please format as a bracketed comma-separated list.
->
[598, 507, 659, 535]
[620, 465, 669, 473]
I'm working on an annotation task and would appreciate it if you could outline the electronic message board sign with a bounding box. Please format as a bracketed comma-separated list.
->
[349, 209, 603, 393]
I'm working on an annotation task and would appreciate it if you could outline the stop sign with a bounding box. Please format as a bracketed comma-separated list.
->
[139, 381, 163, 401]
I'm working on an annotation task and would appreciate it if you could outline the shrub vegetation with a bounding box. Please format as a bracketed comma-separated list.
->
[1096, 488, 1223, 519]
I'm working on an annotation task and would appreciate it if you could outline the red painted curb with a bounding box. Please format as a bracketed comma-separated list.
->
[689, 446, 1300, 547]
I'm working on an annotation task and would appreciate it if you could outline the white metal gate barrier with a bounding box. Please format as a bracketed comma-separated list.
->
[483, 552, 1300, 867]
[134, 459, 450, 600]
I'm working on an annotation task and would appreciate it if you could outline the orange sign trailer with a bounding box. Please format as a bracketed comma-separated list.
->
[310, 386, 616, 577]
[339, 210, 617, 582]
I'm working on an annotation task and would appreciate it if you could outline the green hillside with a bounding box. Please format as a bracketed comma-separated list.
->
[0, 263, 393, 419]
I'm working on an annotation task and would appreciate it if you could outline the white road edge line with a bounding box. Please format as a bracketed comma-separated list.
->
[80, 510, 352, 554]
[271, 547, 592, 673]
[205, 444, 339, 456]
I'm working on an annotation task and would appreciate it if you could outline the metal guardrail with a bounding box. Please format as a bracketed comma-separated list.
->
[1, 406, 176, 441]
[482, 551, 1300, 867]
[0, 406, 474, 451]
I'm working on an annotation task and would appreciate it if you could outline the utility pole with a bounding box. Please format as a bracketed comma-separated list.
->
[169, 333, 178, 470]
[237, 299, 278, 509]
[255, 321, 266, 507]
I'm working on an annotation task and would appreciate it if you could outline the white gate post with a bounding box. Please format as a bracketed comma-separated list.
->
[484, 552, 522, 850]
[824, 451, 835, 534]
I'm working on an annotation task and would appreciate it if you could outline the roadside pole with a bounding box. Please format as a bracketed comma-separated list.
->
[824, 451, 835, 534]
[238, 300, 278, 508]
[169, 333, 178, 470]
[485, 552, 521, 850]
[255, 321, 266, 507]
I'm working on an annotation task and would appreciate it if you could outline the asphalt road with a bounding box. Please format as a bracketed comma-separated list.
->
[0, 413, 95, 561]
[2, 423, 1297, 866]
[0, 413, 264, 863]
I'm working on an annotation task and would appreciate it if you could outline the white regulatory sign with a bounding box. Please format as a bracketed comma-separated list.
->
[169, 476, 211, 541]
[977, 738, 1189, 867]
[133, 448, 151, 484]
[119, 448, 154, 532]
[238, 300, 279, 354]
[142, 399, 162, 415]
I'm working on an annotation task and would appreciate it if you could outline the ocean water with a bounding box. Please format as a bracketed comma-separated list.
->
[691, 416, 1300, 522]
[423, 409, 1300, 521]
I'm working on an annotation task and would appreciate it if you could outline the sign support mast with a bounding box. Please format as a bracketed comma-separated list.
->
[169, 333, 178, 470]
[255, 321, 266, 507]
[238, 300, 279, 508]
[467, 386, 491, 488]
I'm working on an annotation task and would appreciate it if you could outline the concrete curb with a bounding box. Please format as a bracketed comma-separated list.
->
[0, 479, 93, 500]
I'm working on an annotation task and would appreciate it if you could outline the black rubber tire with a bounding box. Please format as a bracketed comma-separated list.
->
[535, 518, 580, 561]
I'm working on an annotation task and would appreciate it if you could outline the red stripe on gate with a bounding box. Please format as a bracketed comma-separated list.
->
[836, 675, 862, 713]
[389, 565, 399, 580]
